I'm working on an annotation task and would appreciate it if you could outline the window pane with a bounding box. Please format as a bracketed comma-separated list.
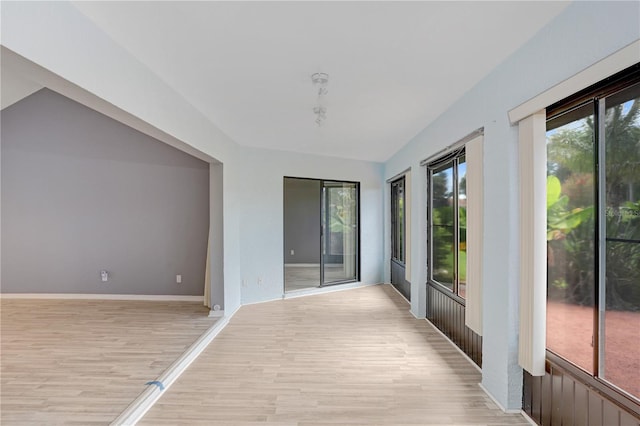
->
[391, 182, 398, 260]
[546, 102, 595, 374]
[602, 84, 640, 399]
[604, 242, 640, 398]
[458, 158, 467, 298]
[432, 164, 454, 289]
[399, 186, 404, 262]
[391, 179, 405, 263]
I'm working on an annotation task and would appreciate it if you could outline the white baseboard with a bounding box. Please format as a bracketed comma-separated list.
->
[110, 305, 239, 425]
[519, 409, 538, 425]
[385, 282, 411, 305]
[208, 309, 224, 318]
[283, 281, 381, 300]
[385, 282, 422, 319]
[424, 317, 482, 374]
[478, 383, 523, 414]
[0, 293, 203, 302]
[242, 295, 286, 306]
[284, 263, 344, 268]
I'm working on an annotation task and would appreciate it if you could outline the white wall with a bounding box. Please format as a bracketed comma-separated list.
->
[383, 0, 640, 411]
[209, 163, 224, 308]
[236, 146, 384, 305]
[221, 155, 243, 314]
[3, 0, 638, 413]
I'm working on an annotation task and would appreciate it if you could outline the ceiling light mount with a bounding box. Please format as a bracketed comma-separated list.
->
[311, 72, 329, 126]
[313, 106, 327, 126]
[311, 72, 329, 96]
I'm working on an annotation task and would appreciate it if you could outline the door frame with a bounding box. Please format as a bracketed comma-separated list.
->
[283, 177, 361, 292]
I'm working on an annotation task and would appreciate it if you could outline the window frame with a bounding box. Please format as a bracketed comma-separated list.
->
[391, 176, 406, 264]
[320, 179, 361, 286]
[544, 63, 640, 412]
[426, 147, 466, 299]
[283, 176, 361, 291]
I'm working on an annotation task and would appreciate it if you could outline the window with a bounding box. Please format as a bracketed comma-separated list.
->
[427, 149, 467, 298]
[391, 177, 405, 263]
[546, 64, 640, 402]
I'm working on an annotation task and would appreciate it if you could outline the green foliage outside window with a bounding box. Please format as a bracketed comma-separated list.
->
[547, 98, 640, 311]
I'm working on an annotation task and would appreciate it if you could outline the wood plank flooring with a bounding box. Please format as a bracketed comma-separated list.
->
[1, 299, 215, 425]
[284, 265, 320, 292]
[141, 285, 530, 425]
[284, 265, 348, 292]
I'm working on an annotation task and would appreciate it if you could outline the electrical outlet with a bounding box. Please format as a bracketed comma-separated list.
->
[290, 249, 295, 255]
[176, 274, 182, 284]
[258, 277, 263, 286]
[100, 270, 109, 282]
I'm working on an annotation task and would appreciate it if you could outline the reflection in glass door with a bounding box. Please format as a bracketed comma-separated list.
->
[284, 178, 360, 293]
[321, 181, 359, 285]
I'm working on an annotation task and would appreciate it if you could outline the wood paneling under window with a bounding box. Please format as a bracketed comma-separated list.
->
[523, 360, 640, 425]
[390, 260, 410, 301]
[426, 282, 482, 367]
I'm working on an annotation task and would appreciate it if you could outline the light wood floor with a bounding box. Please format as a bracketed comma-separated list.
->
[141, 285, 530, 425]
[285, 265, 356, 292]
[1, 299, 215, 425]
[284, 265, 320, 291]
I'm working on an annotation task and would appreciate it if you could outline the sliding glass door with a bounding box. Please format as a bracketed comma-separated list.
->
[321, 181, 359, 285]
[284, 178, 360, 292]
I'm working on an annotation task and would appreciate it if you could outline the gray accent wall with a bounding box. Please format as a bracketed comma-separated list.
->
[283, 178, 320, 264]
[1, 88, 210, 295]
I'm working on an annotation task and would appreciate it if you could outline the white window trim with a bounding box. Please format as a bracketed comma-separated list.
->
[508, 39, 640, 124]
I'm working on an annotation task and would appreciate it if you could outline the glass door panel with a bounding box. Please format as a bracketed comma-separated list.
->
[321, 181, 358, 285]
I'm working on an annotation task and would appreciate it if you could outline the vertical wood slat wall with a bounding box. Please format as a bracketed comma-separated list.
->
[426, 282, 482, 367]
[390, 260, 410, 301]
[523, 361, 640, 426]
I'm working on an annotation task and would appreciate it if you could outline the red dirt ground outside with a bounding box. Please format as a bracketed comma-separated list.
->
[547, 301, 640, 399]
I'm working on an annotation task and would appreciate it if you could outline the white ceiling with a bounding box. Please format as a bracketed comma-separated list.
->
[54, 2, 567, 162]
